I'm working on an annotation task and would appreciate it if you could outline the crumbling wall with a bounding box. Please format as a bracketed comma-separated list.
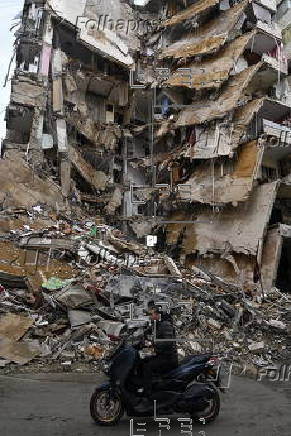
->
[0, 155, 64, 209]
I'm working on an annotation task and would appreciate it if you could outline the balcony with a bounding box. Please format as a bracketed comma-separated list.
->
[261, 118, 291, 160]
[262, 53, 288, 74]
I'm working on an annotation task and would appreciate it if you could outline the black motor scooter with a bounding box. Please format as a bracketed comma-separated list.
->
[90, 337, 223, 426]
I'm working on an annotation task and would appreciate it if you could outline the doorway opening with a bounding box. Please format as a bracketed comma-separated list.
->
[276, 238, 291, 292]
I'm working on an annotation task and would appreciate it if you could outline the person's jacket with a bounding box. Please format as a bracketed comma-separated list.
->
[153, 313, 178, 361]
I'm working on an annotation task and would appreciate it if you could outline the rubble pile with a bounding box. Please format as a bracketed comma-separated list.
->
[0, 209, 290, 374]
[178, 271, 291, 368]
[2, 0, 291, 382]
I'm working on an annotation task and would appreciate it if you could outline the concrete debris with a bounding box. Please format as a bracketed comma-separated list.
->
[98, 321, 125, 338]
[0, 313, 33, 341]
[163, 255, 183, 278]
[1, 0, 291, 376]
[248, 341, 265, 352]
[69, 147, 109, 192]
[84, 345, 105, 360]
[0, 359, 11, 367]
[164, 0, 221, 28]
[160, 1, 249, 59]
[0, 337, 41, 365]
[54, 285, 94, 309]
[68, 310, 92, 328]
[189, 341, 202, 353]
[0, 211, 289, 374]
[0, 156, 64, 209]
[176, 63, 263, 126]
[166, 32, 256, 90]
[267, 320, 286, 330]
[2, 0, 291, 297]
[207, 318, 222, 330]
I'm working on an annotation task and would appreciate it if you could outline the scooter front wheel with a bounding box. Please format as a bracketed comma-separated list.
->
[90, 387, 124, 426]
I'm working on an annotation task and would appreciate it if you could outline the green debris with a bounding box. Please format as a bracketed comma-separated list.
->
[42, 277, 73, 290]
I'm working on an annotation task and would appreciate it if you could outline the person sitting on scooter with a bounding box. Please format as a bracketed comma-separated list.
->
[141, 301, 178, 399]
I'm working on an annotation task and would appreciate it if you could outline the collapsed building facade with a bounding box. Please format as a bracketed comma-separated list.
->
[145, 0, 291, 294]
[3, 0, 291, 294]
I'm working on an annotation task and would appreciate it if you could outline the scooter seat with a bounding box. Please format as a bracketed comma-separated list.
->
[163, 354, 213, 378]
[151, 354, 213, 380]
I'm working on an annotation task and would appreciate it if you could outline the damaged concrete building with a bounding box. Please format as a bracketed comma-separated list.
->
[3, 0, 139, 215]
[3, 0, 291, 294]
[137, 0, 291, 294]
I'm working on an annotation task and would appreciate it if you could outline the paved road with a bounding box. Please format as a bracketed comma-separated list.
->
[0, 372, 291, 436]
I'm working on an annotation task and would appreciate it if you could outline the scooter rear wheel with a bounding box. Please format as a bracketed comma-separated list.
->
[90, 387, 124, 426]
[191, 388, 220, 424]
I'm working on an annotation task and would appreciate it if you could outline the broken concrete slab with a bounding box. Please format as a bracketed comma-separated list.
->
[69, 147, 109, 191]
[0, 313, 33, 342]
[97, 320, 125, 338]
[0, 359, 11, 367]
[68, 310, 92, 328]
[10, 76, 46, 107]
[176, 63, 263, 126]
[55, 285, 94, 309]
[0, 268, 28, 288]
[0, 156, 64, 209]
[166, 31, 256, 90]
[167, 181, 279, 258]
[176, 140, 263, 205]
[19, 237, 76, 251]
[164, 0, 220, 28]
[0, 337, 41, 365]
[160, 0, 249, 59]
